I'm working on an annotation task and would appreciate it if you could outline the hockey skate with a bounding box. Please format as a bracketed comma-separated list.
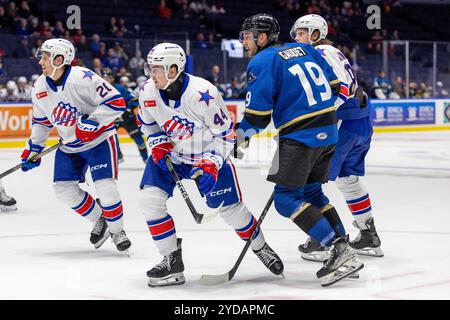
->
[0, 190, 17, 212]
[350, 218, 384, 257]
[298, 236, 329, 262]
[253, 242, 284, 276]
[147, 238, 185, 287]
[111, 230, 132, 252]
[90, 216, 110, 249]
[299, 236, 359, 279]
[316, 236, 364, 287]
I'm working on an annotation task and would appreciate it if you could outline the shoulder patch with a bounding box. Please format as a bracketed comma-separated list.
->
[277, 47, 308, 60]
[247, 72, 257, 83]
[144, 100, 156, 108]
[36, 91, 48, 99]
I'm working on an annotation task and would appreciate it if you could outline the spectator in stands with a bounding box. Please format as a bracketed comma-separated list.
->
[211, 1, 226, 14]
[40, 21, 52, 38]
[392, 76, 405, 98]
[0, 5, 9, 30]
[76, 35, 90, 52]
[113, 41, 129, 62]
[16, 76, 31, 101]
[156, 0, 172, 19]
[30, 74, 39, 87]
[16, 18, 29, 36]
[307, 0, 321, 14]
[408, 82, 421, 98]
[229, 77, 244, 99]
[129, 49, 145, 77]
[368, 31, 383, 53]
[102, 48, 121, 72]
[206, 65, 222, 85]
[30, 38, 43, 58]
[116, 66, 132, 80]
[193, 32, 212, 49]
[52, 20, 65, 38]
[436, 81, 448, 98]
[89, 33, 101, 55]
[373, 70, 393, 99]
[72, 29, 84, 45]
[13, 36, 31, 58]
[92, 58, 103, 75]
[108, 16, 118, 35]
[6, 1, 18, 23]
[116, 17, 128, 38]
[18, 1, 31, 18]
[28, 17, 40, 37]
[0, 80, 19, 102]
[418, 82, 431, 98]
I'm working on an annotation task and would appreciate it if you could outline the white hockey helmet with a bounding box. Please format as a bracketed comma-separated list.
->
[145, 42, 186, 89]
[36, 38, 75, 77]
[290, 14, 328, 44]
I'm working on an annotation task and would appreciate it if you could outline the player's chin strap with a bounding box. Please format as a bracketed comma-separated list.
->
[162, 70, 183, 90]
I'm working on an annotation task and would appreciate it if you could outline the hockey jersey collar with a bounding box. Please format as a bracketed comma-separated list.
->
[158, 73, 190, 109]
[45, 66, 72, 93]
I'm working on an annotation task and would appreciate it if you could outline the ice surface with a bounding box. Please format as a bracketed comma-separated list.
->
[0, 131, 449, 299]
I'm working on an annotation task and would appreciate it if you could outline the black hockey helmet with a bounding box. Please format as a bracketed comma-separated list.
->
[240, 13, 280, 44]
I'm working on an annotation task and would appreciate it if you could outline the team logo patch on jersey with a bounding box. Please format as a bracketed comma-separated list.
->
[162, 116, 196, 140]
[278, 47, 307, 60]
[51, 101, 79, 126]
[144, 100, 156, 108]
[247, 72, 257, 83]
[36, 91, 48, 99]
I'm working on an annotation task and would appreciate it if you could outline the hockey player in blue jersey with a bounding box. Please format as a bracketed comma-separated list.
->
[102, 67, 148, 163]
[236, 13, 363, 286]
[290, 14, 383, 260]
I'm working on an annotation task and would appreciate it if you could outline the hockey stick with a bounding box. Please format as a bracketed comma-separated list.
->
[0, 141, 63, 180]
[199, 190, 275, 286]
[164, 156, 221, 224]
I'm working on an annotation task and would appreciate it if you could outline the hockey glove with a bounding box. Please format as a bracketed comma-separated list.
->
[76, 114, 102, 142]
[21, 140, 45, 172]
[354, 86, 369, 109]
[232, 122, 250, 159]
[149, 134, 174, 172]
[190, 153, 223, 195]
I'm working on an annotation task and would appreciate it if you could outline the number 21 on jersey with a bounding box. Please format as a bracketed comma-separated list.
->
[288, 62, 332, 107]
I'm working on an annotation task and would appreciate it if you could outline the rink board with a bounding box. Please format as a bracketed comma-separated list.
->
[1, 99, 450, 148]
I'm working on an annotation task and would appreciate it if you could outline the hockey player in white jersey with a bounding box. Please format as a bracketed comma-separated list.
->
[20, 38, 131, 252]
[138, 43, 284, 287]
[0, 180, 17, 212]
[290, 14, 383, 260]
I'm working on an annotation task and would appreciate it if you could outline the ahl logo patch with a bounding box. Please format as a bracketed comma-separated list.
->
[36, 91, 48, 99]
[51, 101, 80, 127]
[316, 132, 328, 140]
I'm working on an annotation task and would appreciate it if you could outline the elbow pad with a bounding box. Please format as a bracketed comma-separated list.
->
[330, 80, 341, 96]
[243, 112, 271, 129]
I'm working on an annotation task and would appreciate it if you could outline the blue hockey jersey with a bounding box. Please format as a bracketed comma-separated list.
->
[239, 42, 340, 147]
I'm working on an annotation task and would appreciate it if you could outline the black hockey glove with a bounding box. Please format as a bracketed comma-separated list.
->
[232, 122, 250, 159]
[354, 87, 368, 109]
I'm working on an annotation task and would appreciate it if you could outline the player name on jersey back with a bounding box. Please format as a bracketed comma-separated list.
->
[278, 47, 308, 60]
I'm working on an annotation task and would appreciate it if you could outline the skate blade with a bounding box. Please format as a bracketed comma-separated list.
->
[355, 246, 384, 257]
[0, 205, 18, 212]
[93, 232, 111, 249]
[320, 257, 364, 287]
[300, 251, 329, 262]
[148, 273, 185, 287]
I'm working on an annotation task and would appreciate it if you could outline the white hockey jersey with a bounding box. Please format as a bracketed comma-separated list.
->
[30, 66, 126, 153]
[316, 44, 357, 108]
[138, 73, 235, 165]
